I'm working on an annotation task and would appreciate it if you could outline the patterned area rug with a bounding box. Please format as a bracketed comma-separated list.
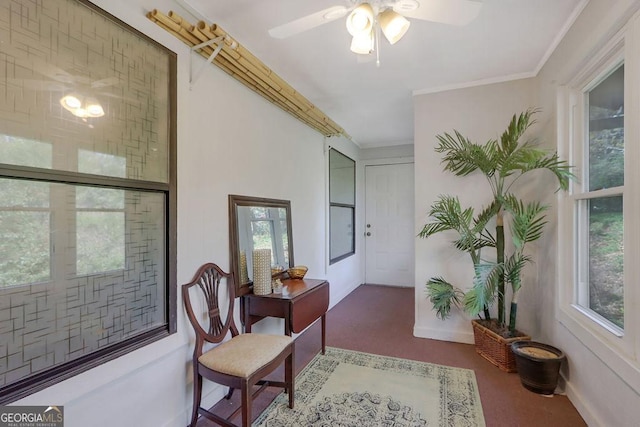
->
[254, 347, 485, 427]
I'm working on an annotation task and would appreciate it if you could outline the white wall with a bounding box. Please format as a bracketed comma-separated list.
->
[13, 0, 364, 425]
[533, 1, 640, 426]
[412, 78, 535, 343]
[360, 144, 414, 160]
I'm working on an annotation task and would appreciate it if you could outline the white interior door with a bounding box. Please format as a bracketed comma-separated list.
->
[365, 163, 415, 286]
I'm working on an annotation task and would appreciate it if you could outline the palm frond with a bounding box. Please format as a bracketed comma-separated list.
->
[499, 109, 538, 155]
[419, 196, 459, 238]
[420, 195, 473, 238]
[526, 153, 575, 191]
[503, 253, 532, 293]
[435, 131, 499, 177]
[474, 200, 499, 230]
[498, 143, 546, 178]
[426, 277, 464, 320]
[453, 235, 495, 253]
[463, 262, 501, 316]
[418, 221, 451, 239]
[473, 139, 499, 177]
[502, 194, 549, 247]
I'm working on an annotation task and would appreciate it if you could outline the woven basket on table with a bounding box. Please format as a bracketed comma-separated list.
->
[471, 319, 530, 373]
[287, 266, 308, 280]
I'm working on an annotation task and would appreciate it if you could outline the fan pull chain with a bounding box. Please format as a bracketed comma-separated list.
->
[375, 21, 381, 67]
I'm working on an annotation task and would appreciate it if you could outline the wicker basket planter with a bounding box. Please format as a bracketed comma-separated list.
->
[471, 319, 530, 373]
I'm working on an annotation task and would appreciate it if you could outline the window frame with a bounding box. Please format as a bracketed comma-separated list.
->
[328, 148, 356, 264]
[557, 17, 640, 388]
[0, 0, 177, 404]
[575, 59, 625, 334]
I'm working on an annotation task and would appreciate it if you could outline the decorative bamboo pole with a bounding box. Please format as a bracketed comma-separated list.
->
[147, 9, 349, 138]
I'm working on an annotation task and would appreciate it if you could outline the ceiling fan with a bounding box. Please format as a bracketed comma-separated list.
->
[269, 0, 482, 60]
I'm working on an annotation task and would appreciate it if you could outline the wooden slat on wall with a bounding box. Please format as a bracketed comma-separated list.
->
[147, 9, 350, 139]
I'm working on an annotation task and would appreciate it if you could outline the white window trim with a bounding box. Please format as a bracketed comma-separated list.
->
[557, 14, 640, 393]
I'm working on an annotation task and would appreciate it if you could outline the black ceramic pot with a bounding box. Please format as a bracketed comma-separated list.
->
[511, 341, 566, 395]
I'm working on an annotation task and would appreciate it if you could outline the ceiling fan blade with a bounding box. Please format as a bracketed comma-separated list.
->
[269, 5, 351, 39]
[6, 79, 70, 92]
[395, 0, 482, 26]
[97, 91, 143, 106]
[32, 61, 77, 83]
[91, 76, 120, 89]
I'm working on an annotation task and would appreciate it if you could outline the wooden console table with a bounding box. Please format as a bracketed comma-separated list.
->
[242, 278, 329, 354]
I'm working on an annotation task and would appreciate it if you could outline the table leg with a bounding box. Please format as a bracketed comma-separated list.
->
[321, 314, 326, 355]
[243, 298, 252, 333]
[285, 313, 292, 336]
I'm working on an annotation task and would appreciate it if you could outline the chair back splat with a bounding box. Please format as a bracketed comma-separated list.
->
[183, 263, 238, 350]
[182, 262, 295, 427]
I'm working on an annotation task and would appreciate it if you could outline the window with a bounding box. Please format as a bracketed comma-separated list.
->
[329, 149, 356, 263]
[576, 64, 625, 330]
[0, 0, 176, 403]
[558, 17, 640, 370]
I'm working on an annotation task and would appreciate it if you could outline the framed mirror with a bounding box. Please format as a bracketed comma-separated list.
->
[229, 195, 294, 296]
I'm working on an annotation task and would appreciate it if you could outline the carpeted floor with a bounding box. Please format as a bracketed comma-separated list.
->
[201, 284, 586, 426]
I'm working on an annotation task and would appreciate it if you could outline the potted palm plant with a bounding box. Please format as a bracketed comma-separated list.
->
[419, 109, 573, 373]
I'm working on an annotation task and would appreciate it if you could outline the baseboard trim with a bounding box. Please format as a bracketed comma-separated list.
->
[413, 325, 475, 344]
[562, 375, 602, 427]
[165, 382, 227, 427]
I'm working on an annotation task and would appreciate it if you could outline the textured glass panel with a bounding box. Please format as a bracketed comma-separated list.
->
[0, 184, 166, 386]
[588, 65, 624, 191]
[77, 212, 125, 275]
[0, 0, 170, 182]
[78, 150, 126, 178]
[0, 178, 50, 208]
[329, 149, 355, 205]
[587, 196, 623, 328]
[330, 206, 355, 261]
[0, 211, 50, 287]
[76, 187, 124, 209]
[0, 135, 52, 168]
[0, 179, 51, 287]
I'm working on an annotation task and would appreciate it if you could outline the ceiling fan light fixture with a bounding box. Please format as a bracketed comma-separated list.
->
[85, 99, 105, 118]
[346, 3, 374, 37]
[60, 94, 82, 110]
[350, 30, 374, 54]
[60, 94, 104, 118]
[378, 9, 411, 45]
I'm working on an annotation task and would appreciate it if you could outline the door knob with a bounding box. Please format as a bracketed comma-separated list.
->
[366, 224, 371, 228]
[366, 232, 371, 236]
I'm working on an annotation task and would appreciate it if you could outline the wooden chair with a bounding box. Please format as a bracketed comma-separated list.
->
[182, 263, 295, 427]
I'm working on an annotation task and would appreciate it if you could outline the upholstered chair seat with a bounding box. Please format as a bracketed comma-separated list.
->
[199, 334, 293, 377]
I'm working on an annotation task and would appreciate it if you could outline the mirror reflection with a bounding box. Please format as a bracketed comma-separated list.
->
[229, 195, 294, 296]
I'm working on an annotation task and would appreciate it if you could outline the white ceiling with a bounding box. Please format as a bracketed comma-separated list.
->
[179, 0, 587, 148]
